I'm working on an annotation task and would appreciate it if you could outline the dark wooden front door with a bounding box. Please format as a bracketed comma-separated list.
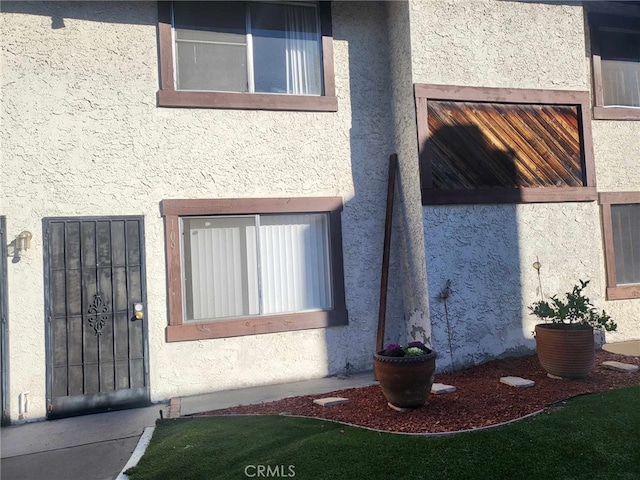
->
[0, 216, 8, 425]
[44, 217, 149, 419]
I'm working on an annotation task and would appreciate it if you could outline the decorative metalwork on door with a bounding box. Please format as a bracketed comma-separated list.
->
[87, 293, 109, 336]
[44, 217, 149, 419]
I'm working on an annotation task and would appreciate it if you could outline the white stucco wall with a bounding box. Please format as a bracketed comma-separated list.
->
[409, 0, 588, 91]
[1, 1, 401, 421]
[2, 0, 638, 422]
[425, 202, 609, 369]
[385, 0, 432, 348]
[408, 0, 640, 370]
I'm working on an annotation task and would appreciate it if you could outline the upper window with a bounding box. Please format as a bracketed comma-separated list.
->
[161, 198, 347, 341]
[415, 85, 597, 205]
[599, 192, 640, 300]
[157, 1, 337, 111]
[588, 13, 640, 120]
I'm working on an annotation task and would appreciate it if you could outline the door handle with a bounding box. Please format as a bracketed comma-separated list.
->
[133, 303, 144, 321]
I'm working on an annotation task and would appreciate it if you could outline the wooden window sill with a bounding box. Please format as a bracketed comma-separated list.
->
[606, 285, 640, 301]
[166, 310, 348, 342]
[157, 89, 338, 112]
[593, 106, 640, 121]
[422, 187, 598, 205]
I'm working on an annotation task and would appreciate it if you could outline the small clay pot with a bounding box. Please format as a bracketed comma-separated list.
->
[373, 349, 437, 408]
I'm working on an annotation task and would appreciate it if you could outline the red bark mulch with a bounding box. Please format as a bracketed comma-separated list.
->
[193, 351, 640, 434]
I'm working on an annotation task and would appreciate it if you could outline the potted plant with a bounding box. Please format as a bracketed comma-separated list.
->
[529, 280, 617, 378]
[373, 341, 437, 409]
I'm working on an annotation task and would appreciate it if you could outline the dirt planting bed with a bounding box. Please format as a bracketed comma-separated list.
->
[194, 351, 640, 434]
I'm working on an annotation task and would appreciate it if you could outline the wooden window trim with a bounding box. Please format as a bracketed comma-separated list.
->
[588, 13, 640, 121]
[415, 84, 597, 205]
[161, 197, 348, 342]
[598, 192, 640, 300]
[156, 1, 337, 112]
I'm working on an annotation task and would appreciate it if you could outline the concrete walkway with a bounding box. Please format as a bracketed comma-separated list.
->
[0, 405, 165, 480]
[179, 371, 377, 417]
[603, 340, 640, 357]
[0, 372, 377, 480]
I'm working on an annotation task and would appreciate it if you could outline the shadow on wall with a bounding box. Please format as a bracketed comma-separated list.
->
[422, 122, 532, 372]
[427, 124, 518, 190]
[1, 1, 155, 28]
[322, 1, 402, 377]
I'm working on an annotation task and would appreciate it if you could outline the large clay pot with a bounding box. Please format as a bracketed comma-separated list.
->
[535, 323, 594, 378]
[373, 349, 437, 408]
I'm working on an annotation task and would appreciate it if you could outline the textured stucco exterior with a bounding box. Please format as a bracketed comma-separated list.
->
[1, 1, 401, 421]
[1, 0, 639, 423]
[385, 0, 432, 347]
[409, 0, 589, 91]
[409, 0, 640, 370]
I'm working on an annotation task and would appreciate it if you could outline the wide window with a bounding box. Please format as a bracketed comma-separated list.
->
[183, 214, 332, 320]
[588, 13, 640, 120]
[161, 198, 347, 341]
[599, 192, 640, 300]
[157, 1, 337, 111]
[415, 84, 597, 205]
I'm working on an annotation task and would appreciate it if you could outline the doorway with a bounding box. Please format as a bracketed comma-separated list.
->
[44, 216, 150, 418]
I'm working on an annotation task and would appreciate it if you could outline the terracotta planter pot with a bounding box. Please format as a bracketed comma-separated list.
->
[373, 349, 437, 408]
[535, 323, 595, 378]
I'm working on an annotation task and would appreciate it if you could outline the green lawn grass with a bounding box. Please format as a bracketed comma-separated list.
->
[126, 386, 640, 480]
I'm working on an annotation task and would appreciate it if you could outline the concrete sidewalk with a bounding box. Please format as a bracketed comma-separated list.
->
[0, 372, 377, 480]
[1, 405, 165, 480]
[178, 371, 377, 417]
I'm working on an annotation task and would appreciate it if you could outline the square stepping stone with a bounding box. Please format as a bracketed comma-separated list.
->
[313, 397, 349, 407]
[431, 383, 456, 394]
[500, 376, 535, 388]
[601, 361, 639, 373]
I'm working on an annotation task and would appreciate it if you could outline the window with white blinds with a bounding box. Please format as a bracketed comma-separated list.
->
[588, 13, 640, 119]
[611, 203, 640, 286]
[600, 29, 640, 107]
[599, 192, 640, 300]
[182, 213, 332, 321]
